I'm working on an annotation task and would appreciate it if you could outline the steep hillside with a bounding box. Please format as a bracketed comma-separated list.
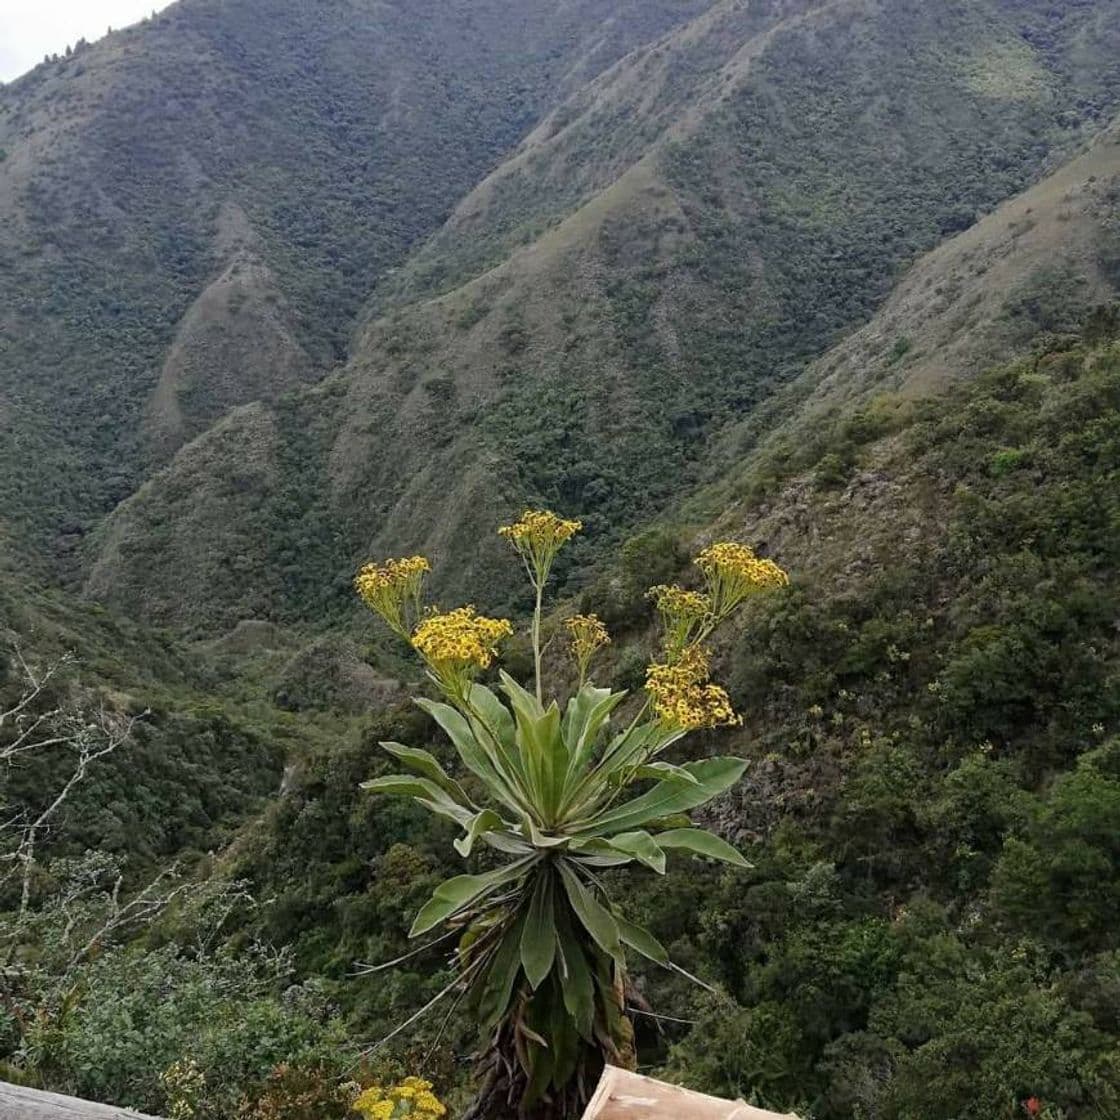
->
[0, 0, 712, 566]
[234, 320, 1120, 1119]
[686, 113, 1120, 513]
[86, 0, 1120, 632]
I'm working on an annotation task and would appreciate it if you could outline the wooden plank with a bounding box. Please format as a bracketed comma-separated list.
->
[581, 1066, 800, 1120]
[0, 1081, 164, 1120]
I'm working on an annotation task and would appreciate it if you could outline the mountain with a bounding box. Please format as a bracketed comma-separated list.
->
[4, 3, 1120, 1117]
[80, 0, 1120, 632]
[0, 0, 714, 569]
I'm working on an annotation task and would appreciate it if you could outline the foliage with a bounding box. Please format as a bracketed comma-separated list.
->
[0, 0, 715, 581]
[3, 910, 351, 1117]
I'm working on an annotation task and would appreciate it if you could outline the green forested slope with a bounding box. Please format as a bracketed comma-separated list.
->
[2, 2, 1120, 1117]
[228, 320, 1120, 1120]
[86, 12, 1120, 631]
[0, 0, 711, 568]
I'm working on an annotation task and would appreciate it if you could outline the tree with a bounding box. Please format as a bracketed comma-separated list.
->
[353, 512, 788, 1118]
[0, 643, 175, 1051]
[0, 645, 144, 920]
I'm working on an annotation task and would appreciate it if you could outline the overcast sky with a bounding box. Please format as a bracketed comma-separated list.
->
[0, 2, 175, 83]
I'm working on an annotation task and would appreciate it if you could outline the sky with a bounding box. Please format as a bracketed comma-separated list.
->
[0, 1, 174, 83]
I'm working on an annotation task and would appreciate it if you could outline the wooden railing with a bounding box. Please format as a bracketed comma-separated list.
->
[0, 1080, 164, 1120]
[581, 1067, 801, 1120]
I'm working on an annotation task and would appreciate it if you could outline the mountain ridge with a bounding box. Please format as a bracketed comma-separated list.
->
[81, 0, 1120, 632]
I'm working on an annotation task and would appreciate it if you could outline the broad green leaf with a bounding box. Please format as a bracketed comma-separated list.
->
[380, 742, 473, 805]
[655, 828, 752, 868]
[607, 830, 667, 874]
[499, 669, 544, 720]
[410, 858, 534, 938]
[523, 703, 567, 819]
[575, 757, 748, 837]
[476, 908, 526, 1029]
[633, 760, 700, 786]
[595, 722, 657, 778]
[467, 683, 516, 749]
[557, 861, 622, 962]
[562, 685, 626, 773]
[548, 994, 580, 1090]
[614, 912, 669, 965]
[480, 830, 535, 856]
[559, 721, 657, 822]
[465, 683, 528, 792]
[527, 819, 570, 849]
[520, 873, 557, 990]
[415, 697, 523, 814]
[597, 723, 686, 783]
[454, 809, 504, 858]
[554, 908, 594, 1039]
[360, 773, 473, 828]
[569, 836, 635, 868]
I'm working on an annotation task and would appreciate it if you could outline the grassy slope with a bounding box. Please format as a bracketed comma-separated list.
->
[85, 0, 1120, 632]
[0, 0, 712, 570]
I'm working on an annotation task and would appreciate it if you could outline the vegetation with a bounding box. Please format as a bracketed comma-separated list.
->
[2, 2, 1120, 1118]
[352, 515, 786, 1116]
[0, 0, 714, 577]
[226, 322, 1120, 1120]
[73, 0, 1120, 630]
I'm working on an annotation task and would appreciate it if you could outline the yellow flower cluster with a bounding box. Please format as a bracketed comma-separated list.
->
[499, 508, 582, 549]
[355, 556, 431, 637]
[412, 606, 513, 677]
[565, 613, 610, 681]
[694, 541, 789, 619]
[645, 644, 740, 730]
[648, 584, 711, 618]
[499, 508, 582, 584]
[647, 583, 712, 653]
[352, 1078, 446, 1120]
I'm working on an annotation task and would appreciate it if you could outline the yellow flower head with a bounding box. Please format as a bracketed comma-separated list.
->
[647, 584, 712, 654]
[499, 509, 582, 586]
[565, 613, 610, 682]
[355, 555, 431, 638]
[694, 542, 788, 620]
[352, 1078, 446, 1119]
[352, 1087, 395, 1120]
[645, 644, 740, 730]
[412, 607, 513, 693]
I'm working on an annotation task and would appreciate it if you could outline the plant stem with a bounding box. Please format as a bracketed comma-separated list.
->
[532, 577, 544, 705]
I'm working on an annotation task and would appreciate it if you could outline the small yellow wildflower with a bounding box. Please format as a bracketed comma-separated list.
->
[499, 508, 582, 585]
[412, 606, 512, 694]
[645, 644, 740, 730]
[565, 613, 610, 683]
[353, 1079, 447, 1119]
[646, 642, 709, 692]
[355, 555, 431, 637]
[694, 541, 788, 620]
[352, 1087, 395, 1120]
[161, 1058, 205, 1120]
[647, 584, 712, 653]
[414, 1090, 445, 1116]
